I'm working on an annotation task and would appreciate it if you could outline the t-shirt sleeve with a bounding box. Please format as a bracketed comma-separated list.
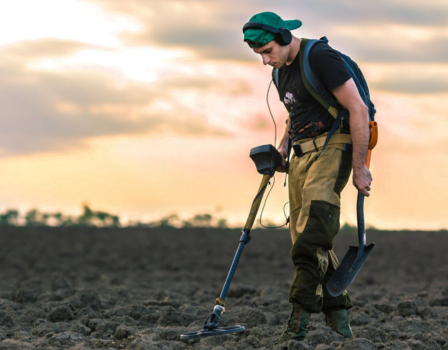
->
[309, 42, 351, 91]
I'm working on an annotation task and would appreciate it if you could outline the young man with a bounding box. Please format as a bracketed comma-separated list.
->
[242, 12, 372, 343]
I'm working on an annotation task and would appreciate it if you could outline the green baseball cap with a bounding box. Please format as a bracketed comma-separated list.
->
[243, 12, 302, 48]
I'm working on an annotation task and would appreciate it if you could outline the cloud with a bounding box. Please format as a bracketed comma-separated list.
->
[85, 0, 448, 63]
[0, 59, 230, 157]
[2, 39, 96, 60]
[371, 77, 448, 93]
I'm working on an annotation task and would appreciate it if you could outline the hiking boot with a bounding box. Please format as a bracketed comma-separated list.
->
[324, 308, 353, 338]
[275, 302, 311, 344]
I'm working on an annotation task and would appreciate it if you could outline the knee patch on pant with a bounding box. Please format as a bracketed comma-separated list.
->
[292, 200, 341, 261]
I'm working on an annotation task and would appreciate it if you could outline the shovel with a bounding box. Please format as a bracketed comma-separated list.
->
[326, 121, 378, 297]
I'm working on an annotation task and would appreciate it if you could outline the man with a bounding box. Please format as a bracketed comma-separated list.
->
[242, 12, 372, 343]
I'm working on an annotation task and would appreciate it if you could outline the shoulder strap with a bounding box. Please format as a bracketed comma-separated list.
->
[272, 68, 279, 89]
[298, 38, 340, 120]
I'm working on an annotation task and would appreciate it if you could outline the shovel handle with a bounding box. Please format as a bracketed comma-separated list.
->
[358, 122, 378, 256]
[357, 191, 366, 256]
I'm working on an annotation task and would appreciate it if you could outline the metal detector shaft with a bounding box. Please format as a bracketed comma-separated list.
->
[219, 174, 272, 300]
[181, 146, 281, 339]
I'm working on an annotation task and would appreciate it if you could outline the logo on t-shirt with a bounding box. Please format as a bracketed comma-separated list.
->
[283, 91, 296, 108]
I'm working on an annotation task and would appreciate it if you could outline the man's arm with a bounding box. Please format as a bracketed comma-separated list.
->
[276, 118, 290, 173]
[332, 78, 372, 196]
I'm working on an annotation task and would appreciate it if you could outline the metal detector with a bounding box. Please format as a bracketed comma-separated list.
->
[180, 144, 283, 340]
[326, 121, 379, 297]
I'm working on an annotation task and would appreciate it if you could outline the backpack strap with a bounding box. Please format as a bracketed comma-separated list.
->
[298, 38, 342, 121]
[272, 68, 279, 89]
[299, 38, 350, 160]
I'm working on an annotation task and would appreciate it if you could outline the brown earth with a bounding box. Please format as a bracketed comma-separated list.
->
[1, 226, 448, 350]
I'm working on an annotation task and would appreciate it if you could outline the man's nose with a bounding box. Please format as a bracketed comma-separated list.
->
[262, 55, 270, 65]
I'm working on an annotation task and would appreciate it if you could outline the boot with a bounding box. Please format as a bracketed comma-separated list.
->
[275, 302, 311, 344]
[324, 308, 353, 338]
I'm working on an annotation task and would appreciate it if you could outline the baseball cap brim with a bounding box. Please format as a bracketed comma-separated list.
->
[283, 19, 302, 31]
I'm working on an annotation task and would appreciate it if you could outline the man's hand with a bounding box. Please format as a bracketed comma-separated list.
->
[276, 144, 289, 173]
[353, 165, 372, 196]
[332, 78, 372, 196]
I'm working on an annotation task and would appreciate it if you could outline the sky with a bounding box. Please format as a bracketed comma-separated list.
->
[1, 0, 448, 229]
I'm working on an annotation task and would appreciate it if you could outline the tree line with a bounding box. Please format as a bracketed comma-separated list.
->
[0, 205, 228, 228]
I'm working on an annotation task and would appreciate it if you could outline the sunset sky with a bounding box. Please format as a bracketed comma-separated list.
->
[1, 0, 448, 229]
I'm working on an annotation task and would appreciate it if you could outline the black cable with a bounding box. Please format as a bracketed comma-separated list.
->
[266, 79, 277, 147]
[259, 177, 289, 229]
[258, 78, 290, 229]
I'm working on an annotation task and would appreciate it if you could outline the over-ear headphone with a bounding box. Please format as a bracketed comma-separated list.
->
[242, 22, 292, 46]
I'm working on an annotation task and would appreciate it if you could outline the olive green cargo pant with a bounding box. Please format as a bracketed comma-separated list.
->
[288, 142, 353, 313]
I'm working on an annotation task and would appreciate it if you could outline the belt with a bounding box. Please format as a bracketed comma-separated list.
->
[292, 133, 352, 157]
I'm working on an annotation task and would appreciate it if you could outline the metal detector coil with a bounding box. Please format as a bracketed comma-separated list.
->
[180, 325, 245, 340]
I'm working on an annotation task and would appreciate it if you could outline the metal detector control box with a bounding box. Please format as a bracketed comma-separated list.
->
[250, 144, 283, 176]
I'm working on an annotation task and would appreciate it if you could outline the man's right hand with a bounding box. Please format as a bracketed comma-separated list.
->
[276, 145, 289, 173]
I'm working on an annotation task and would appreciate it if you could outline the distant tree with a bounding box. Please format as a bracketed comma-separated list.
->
[157, 214, 179, 228]
[340, 223, 357, 234]
[217, 219, 227, 229]
[52, 212, 72, 226]
[191, 214, 213, 227]
[94, 211, 120, 227]
[0, 209, 19, 226]
[25, 209, 50, 226]
[77, 204, 95, 226]
[76, 205, 120, 227]
[182, 220, 193, 228]
[110, 215, 120, 227]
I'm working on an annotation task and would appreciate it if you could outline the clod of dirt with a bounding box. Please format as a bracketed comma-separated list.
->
[31, 321, 70, 337]
[0, 339, 34, 349]
[157, 306, 195, 327]
[305, 326, 344, 348]
[114, 324, 133, 340]
[12, 290, 37, 304]
[46, 332, 84, 347]
[356, 323, 388, 343]
[397, 300, 418, 317]
[232, 307, 267, 328]
[227, 286, 257, 298]
[429, 296, 448, 307]
[50, 276, 71, 291]
[372, 303, 395, 315]
[350, 312, 372, 326]
[48, 304, 73, 321]
[288, 340, 312, 349]
[0, 311, 13, 326]
[335, 338, 376, 350]
[67, 289, 102, 311]
[315, 345, 336, 350]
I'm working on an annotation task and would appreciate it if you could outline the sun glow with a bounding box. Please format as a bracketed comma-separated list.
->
[28, 47, 193, 83]
[0, 0, 141, 47]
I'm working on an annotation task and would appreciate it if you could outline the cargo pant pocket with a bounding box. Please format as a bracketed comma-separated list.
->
[333, 145, 352, 197]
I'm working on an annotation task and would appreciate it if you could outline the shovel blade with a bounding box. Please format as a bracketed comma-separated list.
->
[326, 243, 375, 297]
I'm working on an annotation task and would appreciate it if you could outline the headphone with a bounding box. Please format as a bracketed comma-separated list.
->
[242, 22, 292, 46]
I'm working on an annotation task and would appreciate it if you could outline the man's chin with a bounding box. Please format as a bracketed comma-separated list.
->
[272, 62, 285, 69]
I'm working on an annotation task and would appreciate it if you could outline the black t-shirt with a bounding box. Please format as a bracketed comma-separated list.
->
[277, 41, 351, 141]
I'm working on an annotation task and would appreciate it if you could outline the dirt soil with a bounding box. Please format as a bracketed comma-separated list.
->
[1, 226, 448, 350]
